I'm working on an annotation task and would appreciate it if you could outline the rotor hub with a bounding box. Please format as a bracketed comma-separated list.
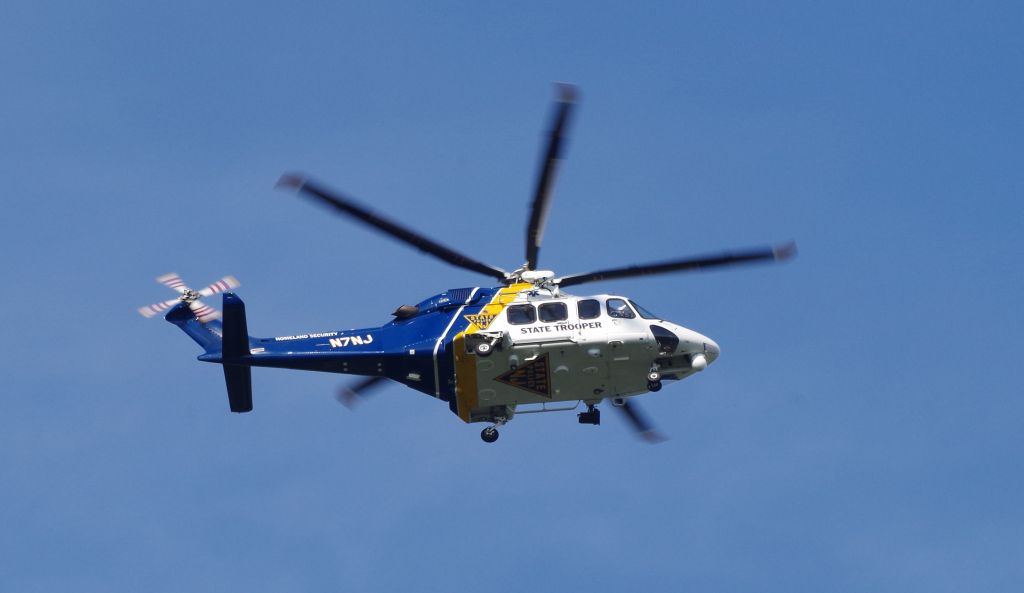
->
[520, 270, 555, 284]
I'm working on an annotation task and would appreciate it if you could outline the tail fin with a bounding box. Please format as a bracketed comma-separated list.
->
[165, 292, 254, 413]
[220, 293, 253, 413]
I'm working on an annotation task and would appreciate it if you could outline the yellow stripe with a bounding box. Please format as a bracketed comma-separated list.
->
[452, 283, 531, 422]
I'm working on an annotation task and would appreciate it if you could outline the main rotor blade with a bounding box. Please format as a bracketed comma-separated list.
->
[336, 375, 389, 409]
[278, 175, 508, 282]
[617, 400, 667, 443]
[556, 242, 796, 288]
[525, 84, 577, 271]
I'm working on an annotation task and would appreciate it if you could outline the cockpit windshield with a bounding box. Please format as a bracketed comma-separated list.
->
[628, 300, 660, 320]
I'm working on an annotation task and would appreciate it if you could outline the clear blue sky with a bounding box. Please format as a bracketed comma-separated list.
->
[2, 2, 1022, 591]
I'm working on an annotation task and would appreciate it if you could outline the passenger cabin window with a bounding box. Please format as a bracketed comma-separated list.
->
[507, 304, 536, 325]
[538, 302, 568, 322]
[606, 298, 636, 319]
[578, 299, 601, 320]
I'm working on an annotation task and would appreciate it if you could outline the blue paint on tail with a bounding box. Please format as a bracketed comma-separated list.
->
[165, 303, 223, 353]
[165, 293, 254, 413]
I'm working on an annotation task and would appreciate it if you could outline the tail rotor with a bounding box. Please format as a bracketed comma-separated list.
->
[138, 273, 240, 323]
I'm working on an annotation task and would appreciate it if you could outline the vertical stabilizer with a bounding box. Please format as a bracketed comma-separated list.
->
[221, 293, 253, 413]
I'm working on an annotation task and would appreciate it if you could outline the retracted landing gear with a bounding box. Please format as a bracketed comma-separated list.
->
[577, 403, 601, 425]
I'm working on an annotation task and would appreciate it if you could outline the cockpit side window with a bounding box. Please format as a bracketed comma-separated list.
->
[606, 298, 636, 319]
[629, 300, 660, 320]
[507, 304, 537, 325]
[577, 299, 601, 320]
[538, 302, 568, 322]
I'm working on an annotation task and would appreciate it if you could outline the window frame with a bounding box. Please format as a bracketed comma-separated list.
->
[538, 302, 569, 323]
[577, 298, 602, 320]
[629, 300, 660, 320]
[506, 304, 537, 325]
[606, 298, 636, 319]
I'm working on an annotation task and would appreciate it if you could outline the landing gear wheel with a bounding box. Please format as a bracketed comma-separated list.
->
[647, 371, 661, 382]
[481, 427, 499, 443]
[647, 380, 662, 392]
[475, 341, 493, 357]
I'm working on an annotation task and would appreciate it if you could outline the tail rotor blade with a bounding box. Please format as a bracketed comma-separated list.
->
[198, 276, 241, 297]
[138, 297, 182, 318]
[188, 299, 221, 323]
[525, 84, 577, 271]
[156, 272, 189, 293]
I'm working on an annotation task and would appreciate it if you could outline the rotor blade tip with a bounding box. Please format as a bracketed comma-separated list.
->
[774, 241, 797, 261]
[554, 82, 578, 102]
[276, 173, 306, 191]
[336, 389, 359, 409]
[640, 430, 669, 444]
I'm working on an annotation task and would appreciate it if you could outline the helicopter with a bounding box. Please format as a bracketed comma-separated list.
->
[141, 85, 795, 443]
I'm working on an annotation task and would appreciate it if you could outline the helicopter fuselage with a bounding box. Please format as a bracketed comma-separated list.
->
[201, 283, 719, 424]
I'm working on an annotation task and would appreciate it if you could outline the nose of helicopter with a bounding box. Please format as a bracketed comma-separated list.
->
[703, 338, 720, 363]
[669, 325, 720, 370]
